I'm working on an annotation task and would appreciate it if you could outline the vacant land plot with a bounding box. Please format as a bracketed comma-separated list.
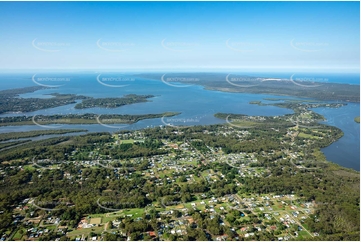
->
[120, 139, 135, 144]
[89, 217, 101, 224]
[298, 132, 320, 139]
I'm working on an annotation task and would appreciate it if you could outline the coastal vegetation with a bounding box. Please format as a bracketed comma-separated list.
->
[0, 87, 90, 114]
[0, 140, 31, 150]
[0, 86, 157, 113]
[74, 94, 155, 109]
[0, 112, 180, 126]
[0, 129, 87, 142]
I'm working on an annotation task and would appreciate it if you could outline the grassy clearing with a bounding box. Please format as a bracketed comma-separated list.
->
[89, 217, 101, 224]
[41, 225, 57, 230]
[12, 228, 24, 240]
[230, 120, 258, 127]
[298, 132, 321, 139]
[23, 165, 36, 171]
[66, 226, 104, 237]
[297, 230, 311, 239]
[119, 139, 134, 144]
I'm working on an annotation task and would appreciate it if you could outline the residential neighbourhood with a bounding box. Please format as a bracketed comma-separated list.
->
[1, 124, 323, 241]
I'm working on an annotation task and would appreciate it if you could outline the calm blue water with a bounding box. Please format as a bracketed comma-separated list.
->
[312, 104, 360, 171]
[0, 72, 359, 171]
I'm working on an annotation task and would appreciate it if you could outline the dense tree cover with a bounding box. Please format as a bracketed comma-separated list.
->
[102, 232, 126, 241]
[0, 86, 157, 115]
[0, 140, 31, 149]
[0, 129, 87, 142]
[0, 112, 180, 126]
[0, 136, 72, 162]
[0, 132, 112, 162]
[240, 164, 360, 240]
[0, 91, 89, 114]
[191, 140, 210, 153]
[0, 86, 46, 98]
[74, 94, 155, 109]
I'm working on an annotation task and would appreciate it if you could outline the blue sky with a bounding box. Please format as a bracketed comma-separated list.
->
[0, 1, 359, 73]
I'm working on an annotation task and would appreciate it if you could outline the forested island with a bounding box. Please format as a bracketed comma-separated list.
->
[0, 86, 156, 113]
[0, 86, 49, 97]
[0, 88, 89, 114]
[136, 73, 360, 102]
[74, 94, 155, 109]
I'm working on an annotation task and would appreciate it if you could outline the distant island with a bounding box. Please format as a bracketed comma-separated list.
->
[136, 73, 360, 102]
[0, 86, 157, 114]
[0, 86, 90, 114]
[74, 94, 155, 109]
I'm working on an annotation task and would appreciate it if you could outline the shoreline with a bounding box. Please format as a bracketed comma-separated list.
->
[202, 86, 361, 104]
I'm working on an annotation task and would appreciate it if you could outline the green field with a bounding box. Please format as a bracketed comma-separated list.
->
[231, 120, 258, 128]
[23, 165, 36, 171]
[119, 139, 135, 144]
[87, 213, 119, 224]
[12, 228, 25, 240]
[298, 132, 320, 139]
[297, 230, 312, 239]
